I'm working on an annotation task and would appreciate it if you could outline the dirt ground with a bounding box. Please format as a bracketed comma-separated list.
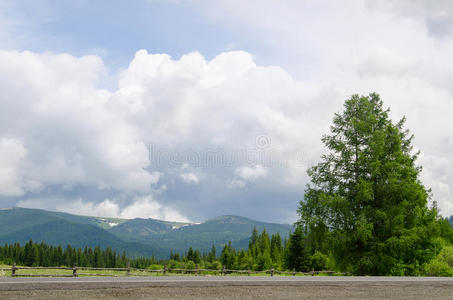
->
[2, 283, 453, 300]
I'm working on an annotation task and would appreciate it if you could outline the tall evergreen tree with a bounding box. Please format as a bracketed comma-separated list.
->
[248, 226, 259, 260]
[270, 233, 283, 266]
[284, 226, 311, 271]
[298, 93, 442, 275]
[208, 244, 216, 262]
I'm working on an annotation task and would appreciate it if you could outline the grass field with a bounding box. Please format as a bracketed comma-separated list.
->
[0, 264, 341, 277]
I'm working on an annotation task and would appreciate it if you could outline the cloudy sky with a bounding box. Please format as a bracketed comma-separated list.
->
[0, 0, 452, 223]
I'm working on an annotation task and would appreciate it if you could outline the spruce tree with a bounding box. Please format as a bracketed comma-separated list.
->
[284, 226, 311, 271]
[298, 93, 442, 275]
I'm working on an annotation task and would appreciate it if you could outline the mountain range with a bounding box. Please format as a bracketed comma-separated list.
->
[0, 207, 292, 258]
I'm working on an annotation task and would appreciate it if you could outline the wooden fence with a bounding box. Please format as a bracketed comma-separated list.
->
[0, 262, 347, 277]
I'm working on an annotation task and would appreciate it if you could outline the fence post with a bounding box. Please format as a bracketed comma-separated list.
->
[163, 264, 167, 276]
[270, 266, 274, 277]
[222, 265, 226, 276]
[11, 263, 16, 277]
[195, 264, 198, 276]
[73, 264, 78, 277]
[293, 268, 296, 276]
[126, 260, 130, 276]
[311, 268, 315, 276]
[248, 269, 251, 276]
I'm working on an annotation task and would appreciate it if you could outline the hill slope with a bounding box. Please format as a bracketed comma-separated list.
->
[141, 215, 292, 253]
[0, 207, 292, 258]
[0, 208, 164, 257]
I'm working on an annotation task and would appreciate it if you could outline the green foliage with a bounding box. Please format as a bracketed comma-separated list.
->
[185, 260, 196, 269]
[425, 260, 453, 277]
[284, 226, 311, 271]
[311, 251, 328, 270]
[424, 245, 453, 276]
[298, 93, 444, 275]
[220, 242, 236, 269]
[270, 233, 283, 267]
[0, 239, 158, 268]
[211, 260, 222, 270]
[148, 264, 163, 270]
[0, 227, 343, 273]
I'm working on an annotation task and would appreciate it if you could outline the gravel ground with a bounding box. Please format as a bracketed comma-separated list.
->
[1, 277, 453, 299]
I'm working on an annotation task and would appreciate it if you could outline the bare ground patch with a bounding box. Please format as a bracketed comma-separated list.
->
[2, 282, 453, 300]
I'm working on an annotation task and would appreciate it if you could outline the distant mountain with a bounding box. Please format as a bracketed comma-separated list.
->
[0, 207, 292, 258]
[154, 215, 292, 252]
[0, 207, 165, 257]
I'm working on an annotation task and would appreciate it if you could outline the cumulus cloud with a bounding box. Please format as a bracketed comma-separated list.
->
[180, 173, 199, 184]
[0, 50, 157, 193]
[17, 196, 189, 222]
[17, 197, 119, 218]
[235, 165, 268, 181]
[119, 195, 189, 222]
[0, 49, 318, 222]
[226, 179, 246, 190]
[0, 138, 28, 196]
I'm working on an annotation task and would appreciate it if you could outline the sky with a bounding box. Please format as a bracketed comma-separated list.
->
[0, 0, 453, 223]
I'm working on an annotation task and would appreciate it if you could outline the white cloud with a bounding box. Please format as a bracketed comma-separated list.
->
[0, 138, 28, 196]
[119, 195, 190, 222]
[17, 198, 120, 218]
[180, 173, 199, 184]
[226, 179, 246, 190]
[235, 165, 268, 181]
[0, 50, 157, 195]
[17, 196, 189, 222]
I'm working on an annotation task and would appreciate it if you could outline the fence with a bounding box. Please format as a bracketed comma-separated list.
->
[0, 262, 347, 277]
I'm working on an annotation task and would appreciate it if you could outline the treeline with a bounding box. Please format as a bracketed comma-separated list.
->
[167, 227, 327, 271]
[0, 226, 328, 272]
[0, 240, 158, 269]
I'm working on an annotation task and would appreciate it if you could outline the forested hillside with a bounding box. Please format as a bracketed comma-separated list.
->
[0, 208, 291, 258]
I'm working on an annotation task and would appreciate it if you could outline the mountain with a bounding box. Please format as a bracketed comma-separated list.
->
[151, 215, 292, 252]
[0, 207, 292, 258]
[0, 207, 165, 257]
[110, 215, 292, 253]
[0, 207, 122, 234]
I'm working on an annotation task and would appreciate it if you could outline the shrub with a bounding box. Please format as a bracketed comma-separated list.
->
[148, 264, 163, 270]
[311, 251, 328, 270]
[211, 261, 222, 270]
[438, 245, 453, 267]
[424, 245, 453, 277]
[185, 261, 196, 270]
[425, 259, 453, 277]
[166, 259, 181, 269]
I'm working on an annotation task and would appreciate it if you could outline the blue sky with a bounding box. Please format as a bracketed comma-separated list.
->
[1, 0, 453, 223]
[3, 1, 234, 68]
